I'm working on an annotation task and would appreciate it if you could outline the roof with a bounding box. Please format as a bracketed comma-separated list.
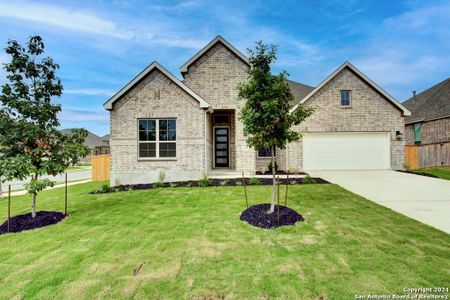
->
[402, 77, 450, 124]
[290, 61, 411, 116]
[61, 129, 104, 149]
[287, 80, 315, 105]
[103, 61, 210, 110]
[180, 35, 249, 75]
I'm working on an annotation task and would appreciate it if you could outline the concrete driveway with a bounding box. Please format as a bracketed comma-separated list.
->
[309, 170, 450, 234]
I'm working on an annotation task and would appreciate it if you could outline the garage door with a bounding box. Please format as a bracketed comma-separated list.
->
[303, 132, 390, 170]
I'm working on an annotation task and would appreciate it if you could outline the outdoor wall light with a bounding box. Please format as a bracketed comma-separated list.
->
[396, 131, 403, 140]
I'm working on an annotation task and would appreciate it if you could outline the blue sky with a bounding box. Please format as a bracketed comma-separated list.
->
[0, 0, 449, 136]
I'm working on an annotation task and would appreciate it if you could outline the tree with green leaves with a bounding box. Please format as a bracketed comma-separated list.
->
[0, 36, 90, 217]
[238, 41, 314, 213]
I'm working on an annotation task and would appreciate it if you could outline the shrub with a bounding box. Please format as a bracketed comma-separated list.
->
[101, 184, 113, 193]
[303, 175, 317, 184]
[290, 180, 298, 185]
[220, 179, 229, 186]
[198, 175, 211, 187]
[158, 170, 166, 183]
[235, 180, 242, 186]
[170, 183, 177, 188]
[248, 177, 260, 185]
[153, 181, 164, 188]
[268, 161, 278, 173]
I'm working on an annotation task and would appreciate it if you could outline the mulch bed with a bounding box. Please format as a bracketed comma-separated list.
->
[397, 170, 439, 178]
[240, 203, 304, 229]
[91, 177, 329, 194]
[255, 170, 307, 175]
[0, 211, 66, 235]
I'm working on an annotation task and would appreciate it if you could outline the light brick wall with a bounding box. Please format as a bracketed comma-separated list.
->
[110, 69, 206, 184]
[183, 42, 256, 174]
[255, 148, 287, 173]
[287, 67, 405, 170]
[405, 118, 450, 145]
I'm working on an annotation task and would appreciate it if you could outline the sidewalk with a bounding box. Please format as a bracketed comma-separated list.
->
[0, 179, 91, 198]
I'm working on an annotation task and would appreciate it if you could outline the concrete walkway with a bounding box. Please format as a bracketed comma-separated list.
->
[0, 169, 91, 192]
[0, 180, 91, 197]
[309, 170, 450, 234]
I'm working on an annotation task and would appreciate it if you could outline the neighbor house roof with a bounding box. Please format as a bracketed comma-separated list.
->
[290, 61, 411, 116]
[180, 35, 249, 75]
[402, 77, 450, 124]
[61, 129, 103, 149]
[103, 61, 210, 110]
[287, 80, 315, 105]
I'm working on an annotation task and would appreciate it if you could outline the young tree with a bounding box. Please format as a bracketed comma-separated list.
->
[0, 36, 90, 217]
[238, 41, 314, 213]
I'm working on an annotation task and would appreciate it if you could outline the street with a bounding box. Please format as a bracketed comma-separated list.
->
[0, 169, 91, 193]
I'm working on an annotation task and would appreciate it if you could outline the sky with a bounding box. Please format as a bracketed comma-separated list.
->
[0, 0, 449, 136]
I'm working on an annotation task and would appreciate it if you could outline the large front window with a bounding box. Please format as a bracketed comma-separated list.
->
[138, 119, 176, 158]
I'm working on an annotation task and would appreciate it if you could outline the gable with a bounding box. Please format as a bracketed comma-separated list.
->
[291, 62, 410, 116]
[180, 35, 249, 76]
[103, 61, 209, 110]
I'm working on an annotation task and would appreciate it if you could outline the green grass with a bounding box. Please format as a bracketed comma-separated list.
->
[0, 182, 449, 299]
[411, 166, 450, 180]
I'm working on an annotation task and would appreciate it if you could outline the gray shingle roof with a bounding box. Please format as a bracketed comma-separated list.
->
[287, 79, 315, 105]
[402, 77, 450, 124]
[60, 129, 105, 149]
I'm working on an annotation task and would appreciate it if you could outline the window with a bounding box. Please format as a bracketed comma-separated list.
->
[213, 114, 229, 125]
[413, 123, 422, 145]
[258, 147, 276, 157]
[138, 119, 176, 158]
[340, 90, 351, 106]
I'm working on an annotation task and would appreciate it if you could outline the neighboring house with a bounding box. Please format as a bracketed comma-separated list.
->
[61, 129, 110, 162]
[94, 134, 111, 156]
[104, 36, 410, 184]
[402, 78, 450, 145]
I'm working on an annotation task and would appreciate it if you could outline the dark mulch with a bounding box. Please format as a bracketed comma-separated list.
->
[255, 170, 307, 175]
[240, 203, 304, 229]
[0, 211, 66, 235]
[397, 170, 439, 178]
[91, 177, 329, 194]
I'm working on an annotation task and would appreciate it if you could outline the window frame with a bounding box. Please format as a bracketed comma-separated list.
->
[413, 122, 422, 145]
[340, 90, 351, 107]
[257, 147, 276, 158]
[137, 118, 177, 160]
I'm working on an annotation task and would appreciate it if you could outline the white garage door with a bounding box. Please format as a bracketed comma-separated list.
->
[303, 132, 390, 170]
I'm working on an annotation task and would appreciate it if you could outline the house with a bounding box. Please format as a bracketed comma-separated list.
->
[61, 129, 110, 162]
[103, 36, 410, 184]
[402, 78, 450, 146]
[94, 134, 111, 156]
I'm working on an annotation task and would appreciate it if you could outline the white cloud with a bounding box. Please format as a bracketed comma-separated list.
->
[0, 1, 132, 39]
[64, 88, 115, 96]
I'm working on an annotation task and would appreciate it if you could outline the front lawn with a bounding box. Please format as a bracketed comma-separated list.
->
[411, 166, 450, 180]
[0, 182, 449, 299]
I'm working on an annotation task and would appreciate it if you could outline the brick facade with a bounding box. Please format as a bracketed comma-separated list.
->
[287, 67, 405, 170]
[110, 69, 206, 184]
[108, 39, 406, 184]
[183, 42, 256, 174]
[405, 117, 450, 145]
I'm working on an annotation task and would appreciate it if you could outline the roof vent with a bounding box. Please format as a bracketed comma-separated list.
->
[412, 90, 417, 102]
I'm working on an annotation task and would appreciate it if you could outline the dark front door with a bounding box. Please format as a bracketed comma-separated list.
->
[215, 128, 229, 167]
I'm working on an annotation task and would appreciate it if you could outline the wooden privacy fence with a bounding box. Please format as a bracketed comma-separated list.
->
[91, 155, 111, 181]
[405, 142, 450, 169]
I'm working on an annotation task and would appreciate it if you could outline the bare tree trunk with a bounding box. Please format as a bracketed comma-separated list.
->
[31, 174, 38, 218]
[32, 192, 37, 218]
[270, 145, 276, 213]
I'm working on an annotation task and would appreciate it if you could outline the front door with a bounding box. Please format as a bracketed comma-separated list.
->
[215, 128, 229, 167]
